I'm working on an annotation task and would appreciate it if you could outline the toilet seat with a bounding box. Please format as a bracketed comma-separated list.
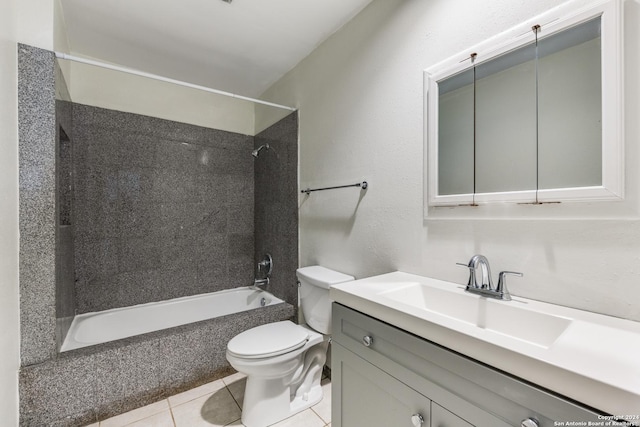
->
[227, 321, 309, 359]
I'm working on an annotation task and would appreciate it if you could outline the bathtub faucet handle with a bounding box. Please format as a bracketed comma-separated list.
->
[254, 254, 273, 288]
[257, 253, 273, 277]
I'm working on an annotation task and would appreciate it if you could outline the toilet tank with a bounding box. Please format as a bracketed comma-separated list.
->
[297, 266, 354, 334]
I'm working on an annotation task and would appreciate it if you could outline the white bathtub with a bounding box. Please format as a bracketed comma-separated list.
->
[61, 287, 284, 352]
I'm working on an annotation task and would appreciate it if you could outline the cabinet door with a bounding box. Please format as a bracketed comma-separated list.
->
[333, 343, 431, 427]
[432, 402, 473, 427]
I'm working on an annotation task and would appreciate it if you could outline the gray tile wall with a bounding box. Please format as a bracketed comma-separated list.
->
[56, 99, 76, 350]
[254, 113, 299, 307]
[18, 44, 58, 366]
[72, 104, 256, 313]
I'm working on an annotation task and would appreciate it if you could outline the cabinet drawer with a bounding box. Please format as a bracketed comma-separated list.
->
[332, 303, 604, 426]
[432, 402, 473, 427]
[333, 343, 431, 427]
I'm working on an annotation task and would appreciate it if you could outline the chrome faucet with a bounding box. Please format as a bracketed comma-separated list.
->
[253, 277, 270, 287]
[253, 253, 273, 287]
[457, 254, 522, 301]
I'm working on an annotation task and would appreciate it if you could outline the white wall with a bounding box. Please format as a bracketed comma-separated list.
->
[65, 60, 257, 135]
[0, 0, 19, 420]
[260, 0, 640, 321]
[16, 0, 54, 50]
[54, 0, 71, 85]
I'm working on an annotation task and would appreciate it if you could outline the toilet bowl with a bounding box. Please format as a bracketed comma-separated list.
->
[226, 265, 354, 427]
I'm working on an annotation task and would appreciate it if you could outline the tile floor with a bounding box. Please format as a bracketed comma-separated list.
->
[85, 372, 331, 427]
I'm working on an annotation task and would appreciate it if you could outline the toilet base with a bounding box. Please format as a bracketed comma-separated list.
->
[240, 341, 328, 427]
[241, 377, 323, 427]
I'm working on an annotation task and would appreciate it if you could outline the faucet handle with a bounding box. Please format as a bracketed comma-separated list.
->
[257, 253, 273, 277]
[456, 262, 476, 289]
[496, 271, 522, 301]
[499, 271, 523, 279]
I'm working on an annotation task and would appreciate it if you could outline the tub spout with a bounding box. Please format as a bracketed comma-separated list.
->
[253, 277, 269, 287]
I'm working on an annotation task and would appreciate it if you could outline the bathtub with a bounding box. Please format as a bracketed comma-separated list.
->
[61, 286, 284, 352]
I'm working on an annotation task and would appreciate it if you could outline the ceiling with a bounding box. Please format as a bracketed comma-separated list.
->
[60, 0, 373, 98]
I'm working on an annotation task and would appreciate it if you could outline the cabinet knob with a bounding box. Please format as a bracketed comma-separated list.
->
[411, 413, 424, 426]
[521, 418, 540, 427]
[362, 335, 373, 347]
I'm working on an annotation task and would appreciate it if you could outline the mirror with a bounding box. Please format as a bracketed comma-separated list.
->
[538, 19, 602, 190]
[474, 42, 538, 194]
[426, 0, 622, 208]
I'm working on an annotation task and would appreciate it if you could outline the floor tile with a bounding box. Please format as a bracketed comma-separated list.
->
[100, 400, 169, 427]
[172, 387, 241, 427]
[311, 379, 331, 424]
[127, 410, 175, 427]
[222, 372, 246, 386]
[225, 375, 246, 409]
[168, 379, 226, 407]
[95, 372, 331, 427]
[270, 409, 325, 427]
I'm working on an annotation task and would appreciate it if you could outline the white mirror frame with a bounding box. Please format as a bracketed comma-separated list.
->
[424, 0, 623, 210]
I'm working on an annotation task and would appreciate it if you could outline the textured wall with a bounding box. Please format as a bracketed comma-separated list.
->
[259, 0, 640, 322]
[0, 2, 20, 425]
[254, 112, 299, 307]
[18, 44, 58, 366]
[72, 104, 256, 313]
[64, 61, 256, 136]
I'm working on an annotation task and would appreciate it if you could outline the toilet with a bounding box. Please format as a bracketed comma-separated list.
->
[226, 265, 354, 427]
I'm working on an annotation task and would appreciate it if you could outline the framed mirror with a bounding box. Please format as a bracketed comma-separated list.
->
[425, 0, 622, 209]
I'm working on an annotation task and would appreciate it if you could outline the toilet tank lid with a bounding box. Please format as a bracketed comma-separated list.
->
[296, 266, 354, 289]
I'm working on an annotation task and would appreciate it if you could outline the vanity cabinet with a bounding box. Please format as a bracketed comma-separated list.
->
[331, 303, 604, 427]
[334, 344, 431, 426]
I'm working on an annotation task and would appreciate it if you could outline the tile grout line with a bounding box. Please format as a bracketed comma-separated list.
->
[168, 400, 177, 427]
[310, 406, 324, 424]
[167, 380, 225, 410]
[226, 383, 244, 426]
[120, 398, 173, 427]
[226, 383, 243, 411]
[105, 398, 172, 427]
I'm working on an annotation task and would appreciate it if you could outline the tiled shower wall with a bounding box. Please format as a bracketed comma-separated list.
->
[72, 104, 256, 313]
[254, 113, 299, 307]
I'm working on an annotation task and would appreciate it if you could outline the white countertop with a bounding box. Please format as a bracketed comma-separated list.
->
[330, 271, 640, 416]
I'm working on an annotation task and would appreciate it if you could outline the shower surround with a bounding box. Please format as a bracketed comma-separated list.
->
[72, 102, 256, 313]
[18, 44, 299, 426]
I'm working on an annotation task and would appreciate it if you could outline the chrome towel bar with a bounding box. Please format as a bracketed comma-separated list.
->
[301, 181, 368, 195]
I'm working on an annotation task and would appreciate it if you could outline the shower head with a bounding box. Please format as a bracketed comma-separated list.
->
[252, 143, 270, 158]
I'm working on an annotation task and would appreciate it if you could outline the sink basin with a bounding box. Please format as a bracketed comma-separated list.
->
[329, 271, 640, 415]
[378, 282, 572, 348]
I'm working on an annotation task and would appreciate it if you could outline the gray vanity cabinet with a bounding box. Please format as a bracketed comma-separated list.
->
[331, 303, 604, 427]
[333, 344, 431, 426]
[431, 403, 473, 427]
